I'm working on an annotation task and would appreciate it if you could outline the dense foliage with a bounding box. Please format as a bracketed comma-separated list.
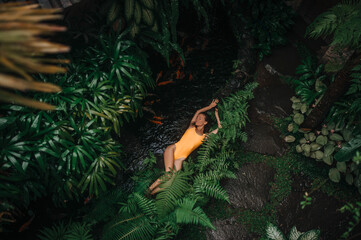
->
[35, 81, 258, 239]
[0, 32, 154, 229]
[225, 0, 294, 59]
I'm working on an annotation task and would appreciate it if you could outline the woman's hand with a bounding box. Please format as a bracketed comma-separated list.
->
[209, 99, 219, 108]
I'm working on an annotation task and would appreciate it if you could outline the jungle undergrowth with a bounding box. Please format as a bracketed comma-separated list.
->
[181, 141, 359, 239]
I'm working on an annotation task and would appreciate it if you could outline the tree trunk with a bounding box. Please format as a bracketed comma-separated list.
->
[301, 54, 360, 129]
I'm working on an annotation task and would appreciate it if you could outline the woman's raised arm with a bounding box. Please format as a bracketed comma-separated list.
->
[210, 108, 222, 134]
[189, 99, 219, 128]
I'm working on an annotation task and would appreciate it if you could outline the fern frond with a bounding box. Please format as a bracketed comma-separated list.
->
[196, 133, 219, 167]
[133, 192, 156, 217]
[173, 197, 215, 230]
[193, 179, 229, 202]
[65, 222, 93, 240]
[307, 1, 361, 48]
[85, 189, 124, 223]
[119, 195, 138, 215]
[38, 222, 69, 240]
[153, 221, 178, 240]
[155, 170, 190, 217]
[103, 213, 155, 240]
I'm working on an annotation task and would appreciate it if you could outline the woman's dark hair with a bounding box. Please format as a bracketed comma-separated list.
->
[199, 112, 212, 133]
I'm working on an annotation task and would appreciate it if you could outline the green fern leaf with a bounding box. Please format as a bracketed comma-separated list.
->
[38, 222, 69, 240]
[155, 170, 190, 217]
[194, 179, 229, 202]
[134, 192, 156, 217]
[173, 197, 215, 229]
[65, 222, 93, 240]
[103, 213, 155, 240]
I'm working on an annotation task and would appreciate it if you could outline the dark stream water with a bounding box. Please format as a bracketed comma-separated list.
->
[119, 32, 238, 175]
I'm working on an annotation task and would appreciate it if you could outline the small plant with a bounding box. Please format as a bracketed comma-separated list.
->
[284, 57, 328, 105]
[300, 192, 312, 209]
[265, 222, 320, 240]
[339, 202, 361, 239]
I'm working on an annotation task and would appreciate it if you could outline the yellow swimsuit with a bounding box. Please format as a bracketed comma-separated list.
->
[174, 127, 206, 160]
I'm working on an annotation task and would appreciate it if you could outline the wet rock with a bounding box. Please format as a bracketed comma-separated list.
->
[242, 123, 288, 157]
[206, 217, 258, 240]
[261, 44, 301, 77]
[224, 163, 276, 211]
[277, 174, 352, 240]
[250, 83, 294, 119]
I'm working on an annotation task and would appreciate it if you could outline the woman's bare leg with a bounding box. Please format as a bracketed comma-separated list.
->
[148, 144, 176, 193]
[173, 158, 185, 171]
